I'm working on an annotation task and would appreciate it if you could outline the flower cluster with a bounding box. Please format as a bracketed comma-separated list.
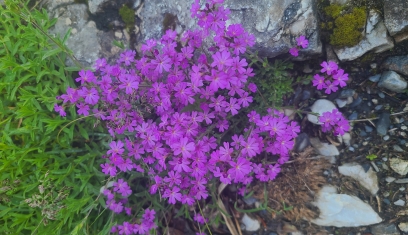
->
[56, 0, 300, 232]
[312, 61, 349, 94]
[319, 109, 350, 136]
[110, 209, 156, 235]
[289, 35, 309, 57]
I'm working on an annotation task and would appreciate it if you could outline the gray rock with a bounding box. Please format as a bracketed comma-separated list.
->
[399, 222, 408, 233]
[348, 112, 358, 120]
[371, 223, 400, 235]
[88, 0, 107, 14]
[393, 145, 404, 152]
[293, 133, 310, 153]
[307, 99, 337, 125]
[339, 89, 355, 99]
[241, 213, 260, 232]
[311, 185, 382, 227]
[310, 138, 339, 163]
[49, 4, 102, 67]
[335, 98, 348, 108]
[369, 74, 381, 83]
[383, 198, 391, 205]
[140, 0, 322, 58]
[385, 176, 396, 183]
[360, 130, 367, 137]
[378, 71, 407, 93]
[394, 199, 405, 206]
[395, 178, 408, 183]
[366, 10, 381, 34]
[349, 96, 362, 108]
[334, 17, 394, 61]
[376, 112, 391, 136]
[390, 158, 408, 176]
[382, 56, 408, 77]
[338, 163, 379, 195]
[375, 105, 383, 111]
[384, 0, 408, 43]
[365, 125, 374, 133]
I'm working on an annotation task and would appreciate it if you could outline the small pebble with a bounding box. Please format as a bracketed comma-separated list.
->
[382, 163, 390, 170]
[363, 141, 368, 146]
[385, 176, 396, 183]
[384, 192, 390, 197]
[348, 147, 355, 152]
[348, 112, 358, 120]
[371, 99, 378, 105]
[378, 92, 385, 98]
[383, 135, 390, 141]
[400, 187, 406, 191]
[369, 74, 381, 82]
[382, 157, 388, 162]
[365, 125, 374, 132]
[393, 145, 404, 152]
[395, 178, 408, 184]
[394, 199, 406, 206]
[383, 198, 391, 205]
[360, 131, 367, 137]
[401, 139, 406, 144]
[402, 126, 407, 130]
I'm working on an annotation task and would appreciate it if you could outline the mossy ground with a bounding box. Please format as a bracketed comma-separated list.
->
[318, 1, 367, 48]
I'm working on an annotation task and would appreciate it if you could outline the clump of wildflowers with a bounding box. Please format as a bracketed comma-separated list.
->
[312, 61, 349, 94]
[319, 109, 350, 136]
[56, 0, 300, 232]
[289, 35, 309, 57]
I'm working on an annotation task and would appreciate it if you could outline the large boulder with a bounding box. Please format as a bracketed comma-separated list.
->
[384, 0, 408, 43]
[140, 0, 322, 58]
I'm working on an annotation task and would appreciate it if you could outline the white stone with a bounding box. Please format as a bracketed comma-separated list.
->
[394, 199, 405, 206]
[335, 98, 348, 108]
[399, 222, 408, 232]
[115, 31, 123, 39]
[241, 213, 260, 231]
[338, 163, 379, 195]
[310, 138, 339, 163]
[341, 133, 351, 146]
[312, 185, 382, 227]
[307, 99, 337, 125]
[385, 176, 396, 183]
[390, 158, 408, 176]
[334, 20, 394, 61]
[366, 10, 381, 34]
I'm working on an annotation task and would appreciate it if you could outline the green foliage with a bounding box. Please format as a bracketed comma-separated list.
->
[247, 52, 296, 109]
[324, 4, 366, 47]
[366, 154, 377, 161]
[0, 0, 109, 234]
[118, 5, 135, 30]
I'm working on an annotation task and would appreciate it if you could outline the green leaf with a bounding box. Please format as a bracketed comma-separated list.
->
[77, 123, 89, 140]
[42, 48, 62, 60]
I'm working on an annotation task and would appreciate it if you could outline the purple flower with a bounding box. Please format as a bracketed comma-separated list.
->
[296, 35, 309, 48]
[320, 61, 338, 75]
[211, 51, 233, 70]
[289, 47, 299, 57]
[107, 140, 125, 156]
[75, 70, 96, 84]
[163, 186, 182, 204]
[323, 80, 338, 94]
[312, 74, 326, 90]
[228, 157, 252, 182]
[151, 54, 171, 74]
[76, 102, 89, 116]
[194, 213, 207, 224]
[54, 104, 66, 117]
[332, 69, 348, 87]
